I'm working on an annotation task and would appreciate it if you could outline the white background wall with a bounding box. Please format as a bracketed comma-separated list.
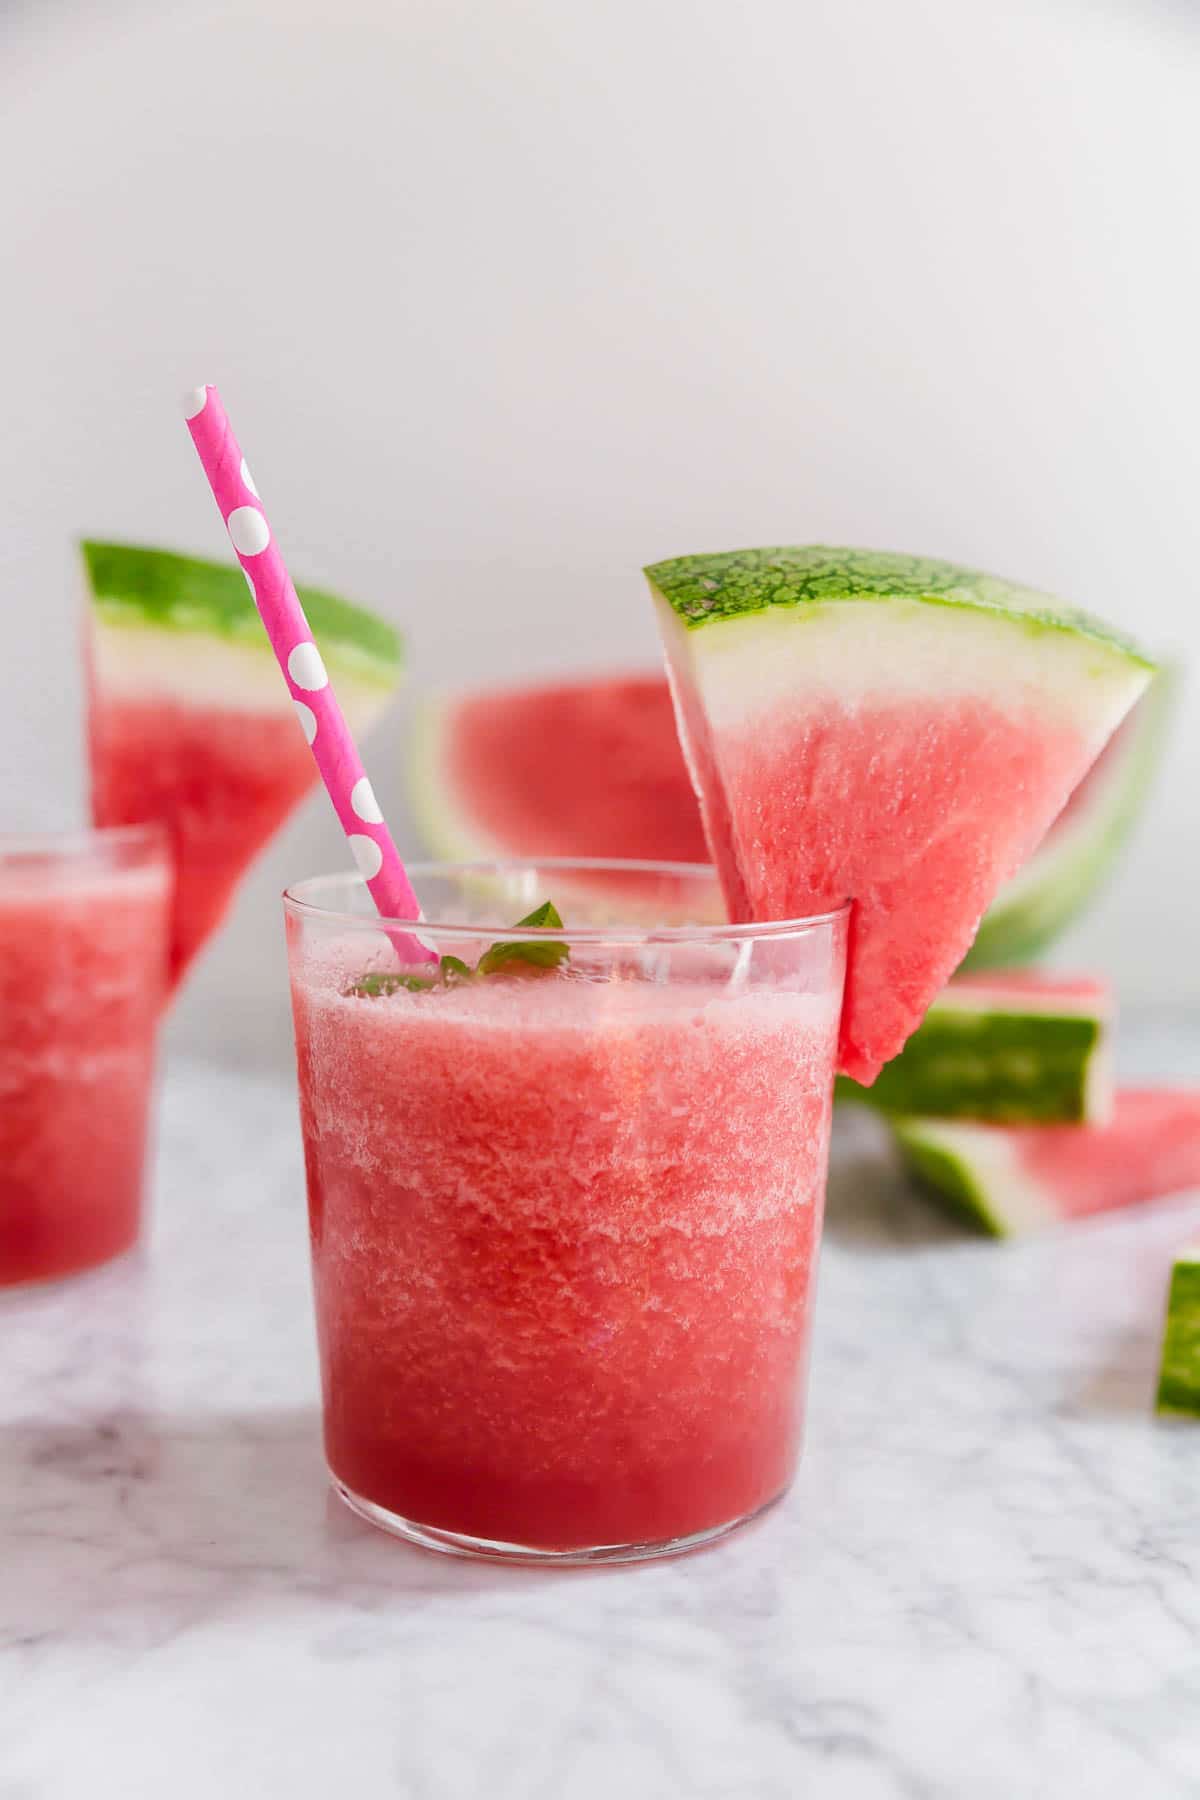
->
[1, 0, 1195, 1065]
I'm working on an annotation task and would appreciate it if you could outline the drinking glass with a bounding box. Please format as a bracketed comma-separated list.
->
[284, 859, 847, 1564]
[0, 825, 170, 1285]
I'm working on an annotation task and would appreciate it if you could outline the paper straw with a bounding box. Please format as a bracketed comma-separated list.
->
[183, 384, 436, 965]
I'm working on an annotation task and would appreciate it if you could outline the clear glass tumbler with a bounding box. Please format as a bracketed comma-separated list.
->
[0, 826, 170, 1286]
[284, 860, 848, 1565]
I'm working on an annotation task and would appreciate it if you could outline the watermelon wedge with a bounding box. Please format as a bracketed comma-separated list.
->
[646, 546, 1154, 1083]
[1158, 1244, 1200, 1417]
[412, 675, 710, 869]
[894, 1091, 1200, 1237]
[838, 972, 1112, 1125]
[964, 670, 1174, 968]
[84, 542, 403, 988]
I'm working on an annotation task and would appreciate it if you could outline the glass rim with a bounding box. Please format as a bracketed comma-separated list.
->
[282, 859, 850, 945]
[0, 822, 168, 868]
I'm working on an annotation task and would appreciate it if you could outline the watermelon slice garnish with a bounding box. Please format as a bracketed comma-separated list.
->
[1158, 1243, 1200, 1417]
[84, 541, 403, 989]
[646, 546, 1155, 1084]
[893, 1091, 1200, 1237]
[838, 970, 1112, 1126]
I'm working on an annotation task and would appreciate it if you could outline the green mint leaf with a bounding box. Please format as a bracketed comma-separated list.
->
[514, 901, 564, 931]
[476, 901, 570, 977]
[346, 903, 570, 994]
[345, 970, 437, 998]
[476, 938, 571, 975]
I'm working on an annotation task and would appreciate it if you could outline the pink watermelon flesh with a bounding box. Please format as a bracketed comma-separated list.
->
[936, 970, 1109, 1003]
[441, 676, 709, 866]
[1019, 1093, 1200, 1220]
[89, 695, 318, 989]
[692, 693, 1094, 1083]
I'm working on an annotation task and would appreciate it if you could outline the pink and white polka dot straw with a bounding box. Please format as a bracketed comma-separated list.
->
[183, 384, 436, 965]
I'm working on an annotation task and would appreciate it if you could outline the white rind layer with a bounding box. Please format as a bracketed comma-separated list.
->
[1084, 1033, 1116, 1126]
[91, 620, 389, 727]
[892, 1118, 1058, 1236]
[409, 694, 511, 864]
[653, 594, 1152, 753]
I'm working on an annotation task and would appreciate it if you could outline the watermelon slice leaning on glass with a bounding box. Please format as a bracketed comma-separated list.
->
[646, 546, 1154, 1084]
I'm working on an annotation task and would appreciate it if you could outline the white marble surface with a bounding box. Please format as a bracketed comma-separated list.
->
[5, 1034, 1200, 1800]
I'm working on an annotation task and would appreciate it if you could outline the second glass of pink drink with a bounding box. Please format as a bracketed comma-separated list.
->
[286, 859, 847, 1563]
[0, 826, 170, 1287]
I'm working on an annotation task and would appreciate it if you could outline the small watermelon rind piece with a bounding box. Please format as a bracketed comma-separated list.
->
[838, 973, 1113, 1126]
[1157, 1245, 1200, 1418]
[962, 668, 1175, 970]
[647, 545, 1154, 1084]
[893, 1092, 1200, 1239]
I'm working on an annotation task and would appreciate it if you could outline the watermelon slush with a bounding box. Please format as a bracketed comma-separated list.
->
[286, 866, 847, 1559]
[0, 827, 169, 1285]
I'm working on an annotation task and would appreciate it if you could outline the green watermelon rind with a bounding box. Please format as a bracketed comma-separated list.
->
[963, 668, 1176, 968]
[645, 545, 1154, 668]
[81, 541, 402, 688]
[890, 1115, 1058, 1237]
[1157, 1247, 1200, 1418]
[889, 1122, 1009, 1238]
[837, 982, 1111, 1126]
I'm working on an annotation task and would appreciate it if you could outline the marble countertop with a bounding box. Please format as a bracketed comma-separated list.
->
[5, 1034, 1200, 1800]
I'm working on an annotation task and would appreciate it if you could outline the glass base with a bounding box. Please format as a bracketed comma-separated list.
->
[332, 1475, 780, 1566]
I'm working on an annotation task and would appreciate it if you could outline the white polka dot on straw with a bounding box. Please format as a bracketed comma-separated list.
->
[239, 456, 259, 498]
[350, 777, 383, 823]
[183, 387, 208, 419]
[294, 700, 318, 745]
[348, 834, 383, 880]
[228, 506, 270, 556]
[287, 642, 328, 691]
